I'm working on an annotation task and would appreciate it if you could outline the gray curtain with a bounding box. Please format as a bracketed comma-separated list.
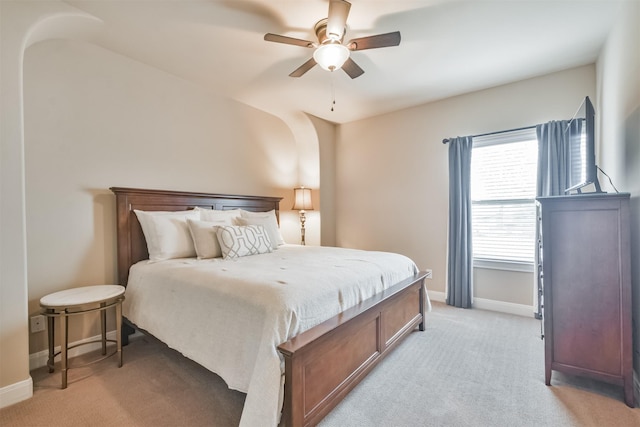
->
[536, 120, 572, 196]
[534, 120, 572, 317]
[447, 136, 473, 308]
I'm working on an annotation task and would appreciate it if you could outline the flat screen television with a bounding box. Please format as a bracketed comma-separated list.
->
[564, 96, 601, 193]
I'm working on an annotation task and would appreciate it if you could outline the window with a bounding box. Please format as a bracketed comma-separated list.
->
[470, 128, 538, 271]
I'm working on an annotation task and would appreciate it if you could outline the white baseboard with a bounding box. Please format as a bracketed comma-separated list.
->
[427, 290, 446, 303]
[2, 330, 120, 409]
[1, 329, 127, 410]
[473, 297, 535, 318]
[0, 377, 32, 409]
[29, 330, 118, 371]
[426, 289, 534, 317]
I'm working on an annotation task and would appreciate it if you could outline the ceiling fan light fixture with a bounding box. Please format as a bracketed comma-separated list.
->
[264, 0, 400, 79]
[313, 42, 350, 72]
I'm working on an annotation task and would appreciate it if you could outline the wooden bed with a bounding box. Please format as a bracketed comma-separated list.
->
[111, 187, 427, 427]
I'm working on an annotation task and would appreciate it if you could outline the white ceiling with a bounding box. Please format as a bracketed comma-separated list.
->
[66, 0, 625, 124]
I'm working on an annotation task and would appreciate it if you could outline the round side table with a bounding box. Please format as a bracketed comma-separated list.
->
[40, 285, 125, 389]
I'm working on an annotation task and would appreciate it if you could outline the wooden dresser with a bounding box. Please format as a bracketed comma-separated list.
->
[537, 193, 634, 407]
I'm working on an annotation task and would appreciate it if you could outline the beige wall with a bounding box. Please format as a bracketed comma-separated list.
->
[473, 268, 533, 305]
[309, 114, 337, 247]
[336, 65, 596, 308]
[22, 39, 300, 355]
[0, 0, 98, 402]
[2, 1, 332, 403]
[596, 0, 640, 382]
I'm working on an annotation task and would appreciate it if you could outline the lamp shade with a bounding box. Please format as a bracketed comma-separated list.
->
[313, 42, 350, 71]
[292, 187, 313, 211]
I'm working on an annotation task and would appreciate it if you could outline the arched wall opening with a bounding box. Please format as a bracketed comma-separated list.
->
[1, 1, 335, 407]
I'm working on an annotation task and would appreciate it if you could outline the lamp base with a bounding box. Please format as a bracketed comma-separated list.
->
[299, 211, 307, 245]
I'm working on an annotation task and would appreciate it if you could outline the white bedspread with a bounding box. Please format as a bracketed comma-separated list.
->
[123, 245, 428, 427]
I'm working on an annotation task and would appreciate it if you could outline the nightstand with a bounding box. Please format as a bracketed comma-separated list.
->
[40, 285, 125, 388]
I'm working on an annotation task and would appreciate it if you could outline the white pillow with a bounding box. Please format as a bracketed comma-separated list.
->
[134, 210, 200, 262]
[238, 210, 285, 247]
[187, 219, 228, 259]
[195, 207, 241, 223]
[216, 225, 273, 259]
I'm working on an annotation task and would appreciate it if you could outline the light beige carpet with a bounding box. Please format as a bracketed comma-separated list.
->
[2, 302, 638, 426]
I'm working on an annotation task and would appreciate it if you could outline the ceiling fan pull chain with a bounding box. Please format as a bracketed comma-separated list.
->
[331, 72, 336, 112]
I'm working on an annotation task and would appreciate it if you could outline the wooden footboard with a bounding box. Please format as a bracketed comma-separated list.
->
[278, 271, 427, 427]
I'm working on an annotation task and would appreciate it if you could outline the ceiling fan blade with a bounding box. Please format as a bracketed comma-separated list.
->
[264, 33, 314, 48]
[326, 0, 351, 41]
[347, 31, 401, 51]
[289, 57, 317, 78]
[341, 57, 364, 79]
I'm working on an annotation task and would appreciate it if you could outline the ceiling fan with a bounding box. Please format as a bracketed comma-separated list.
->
[264, 0, 401, 79]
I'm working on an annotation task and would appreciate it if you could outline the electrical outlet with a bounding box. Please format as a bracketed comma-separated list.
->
[30, 315, 46, 333]
[425, 269, 433, 279]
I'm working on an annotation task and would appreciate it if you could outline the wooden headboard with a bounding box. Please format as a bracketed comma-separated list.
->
[110, 187, 282, 286]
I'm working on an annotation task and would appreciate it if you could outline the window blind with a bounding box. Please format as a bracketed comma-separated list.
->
[471, 128, 538, 265]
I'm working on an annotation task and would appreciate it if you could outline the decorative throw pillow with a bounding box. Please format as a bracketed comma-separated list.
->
[195, 207, 242, 223]
[187, 219, 228, 259]
[238, 209, 285, 248]
[216, 225, 273, 259]
[134, 210, 200, 262]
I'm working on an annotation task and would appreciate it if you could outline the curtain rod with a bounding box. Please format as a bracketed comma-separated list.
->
[442, 124, 537, 144]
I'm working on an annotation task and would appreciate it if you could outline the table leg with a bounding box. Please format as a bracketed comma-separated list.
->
[60, 312, 68, 389]
[418, 284, 425, 332]
[116, 301, 123, 367]
[101, 302, 107, 356]
[46, 311, 55, 373]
